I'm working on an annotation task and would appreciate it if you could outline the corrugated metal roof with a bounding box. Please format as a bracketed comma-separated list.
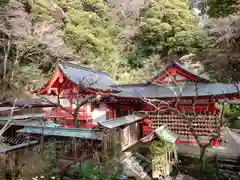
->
[17, 127, 104, 140]
[59, 61, 117, 91]
[98, 113, 147, 129]
[0, 107, 19, 112]
[140, 125, 179, 143]
[0, 140, 38, 153]
[111, 83, 240, 98]
[0, 113, 45, 121]
[155, 125, 179, 144]
[5, 99, 57, 107]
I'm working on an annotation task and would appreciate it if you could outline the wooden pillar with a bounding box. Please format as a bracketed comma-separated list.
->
[73, 138, 77, 161]
[102, 133, 108, 157]
[106, 104, 109, 120]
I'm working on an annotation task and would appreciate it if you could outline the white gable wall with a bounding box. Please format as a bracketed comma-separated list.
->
[91, 103, 107, 124]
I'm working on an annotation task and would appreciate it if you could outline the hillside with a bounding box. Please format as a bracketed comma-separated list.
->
[0, 0, 239, 97]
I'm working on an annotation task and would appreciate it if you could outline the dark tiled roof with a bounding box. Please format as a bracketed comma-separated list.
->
[98, 113, 147, 129]
[110, 83, 240, 98]
[59, 61, 117, 91]
[110, 83, 147, 92]
[6, 99, 56, 107]
[148, 60, 212, 83]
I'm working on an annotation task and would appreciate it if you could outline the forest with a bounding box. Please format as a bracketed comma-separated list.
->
[0, 0, 240, 96]
[0, 1, 240, 180]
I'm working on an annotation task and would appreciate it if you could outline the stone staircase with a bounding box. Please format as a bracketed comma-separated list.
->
[217, 158, 240, 179]
[216, 128, 240, 178]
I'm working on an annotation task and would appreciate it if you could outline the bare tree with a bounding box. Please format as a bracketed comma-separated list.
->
[137, 70, 238, 172]
[40, 79, 102, 128]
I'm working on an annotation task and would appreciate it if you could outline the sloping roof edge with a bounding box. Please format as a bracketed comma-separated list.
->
[110, 83, 240, 98]
[17, 126, 104, 140]
[98, 113, 148, 129]
[59, 61, 111, 77]
[40, 61, 118, 94]
[147, 60, 212, 84]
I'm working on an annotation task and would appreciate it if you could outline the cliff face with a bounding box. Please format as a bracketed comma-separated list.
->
[1, 0, 74, 58]
[0, 0, 31, 38]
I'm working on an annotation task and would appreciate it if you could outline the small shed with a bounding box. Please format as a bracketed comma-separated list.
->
[150, 125, 179, 178]
[98, 113, 147, 152]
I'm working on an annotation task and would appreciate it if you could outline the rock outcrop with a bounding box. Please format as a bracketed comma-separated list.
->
[0, 0, 31, 38]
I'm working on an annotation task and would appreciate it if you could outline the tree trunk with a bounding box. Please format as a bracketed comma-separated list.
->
[74, 106, 80, 128]
[199, 145, 207, 172]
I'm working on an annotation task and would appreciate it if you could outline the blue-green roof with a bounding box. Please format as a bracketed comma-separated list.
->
[17, 127, 104, 140]
[0, 141, 38, 153]
[0, 113, 44, 121]
[155, 125, 179, 144]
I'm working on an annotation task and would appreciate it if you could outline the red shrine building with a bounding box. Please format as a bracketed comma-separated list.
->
[40, 61, 240, 146]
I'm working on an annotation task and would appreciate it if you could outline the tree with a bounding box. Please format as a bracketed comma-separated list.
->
[138, 70, 239, 173]
[199, 0, 240, 18]
[41, 80, 102, 128]
[0, 0, 8, 8]
[202, 15, 240, 82]
[131, 0, 206, 67]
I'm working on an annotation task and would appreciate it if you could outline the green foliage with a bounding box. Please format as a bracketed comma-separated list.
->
[62, 1, 119, 59]
[167, 29, 207, 54]
[0, 0, 8, 7]
[27, 0, 53, 22]
[151, 139, 175, 156]
[135, 0, 206, 59]
[77, 163, 103, 180]
[225, 103, 240, 113]
[64, 11, 115, 55]
[1, 0, 209, 89]
[61, 163, 122, 180]
[206, 0, 238, 18]
[25, 0, 206, 83]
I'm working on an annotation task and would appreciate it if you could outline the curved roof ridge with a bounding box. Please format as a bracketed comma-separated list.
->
[147, 59, 212, 83]
[60, 61, 111, 77]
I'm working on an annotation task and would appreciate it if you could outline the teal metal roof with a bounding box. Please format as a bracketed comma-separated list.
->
[140, 125, 179, 144]
[98, 113, 147, 129]
[155, 124, 179, 144]
[23, 121, 59, 128]
[0, 140, 38, 153]
[17, 127, 104, 140]
[0, 113, 44, 121]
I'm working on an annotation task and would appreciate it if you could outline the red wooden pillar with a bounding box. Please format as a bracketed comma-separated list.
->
[106, 104, 109, 120]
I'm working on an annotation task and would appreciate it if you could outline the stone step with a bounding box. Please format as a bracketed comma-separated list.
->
[218, 169, 239, 176]
[218, 163, 240, 170]
[175, 174, 197, 180]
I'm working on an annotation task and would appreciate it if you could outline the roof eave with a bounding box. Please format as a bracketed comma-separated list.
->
[147, 60, 212, 84]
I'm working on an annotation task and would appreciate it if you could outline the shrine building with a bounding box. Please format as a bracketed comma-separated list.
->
[38, 60, 240, 146]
